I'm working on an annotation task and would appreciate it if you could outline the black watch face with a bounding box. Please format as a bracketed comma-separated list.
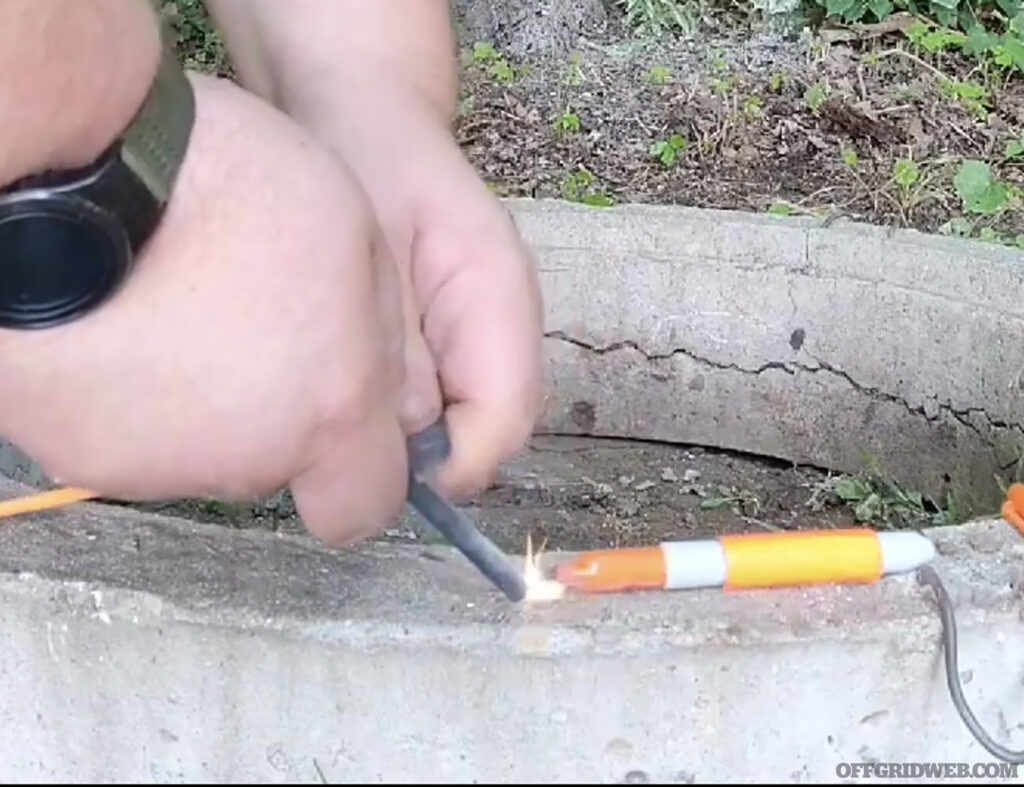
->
[0, 197, 128, 329]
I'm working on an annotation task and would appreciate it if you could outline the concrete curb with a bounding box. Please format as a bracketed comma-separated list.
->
[0, 478, 1023, 783]
[510, 198, 1024, 506]
[3, 201, 1024, 782]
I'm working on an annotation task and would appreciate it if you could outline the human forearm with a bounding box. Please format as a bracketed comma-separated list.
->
[0, 0, 161, 188]
[204, 0, 458, 124]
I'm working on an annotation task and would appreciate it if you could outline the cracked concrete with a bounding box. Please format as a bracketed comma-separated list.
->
[511, 199, 1024, 506]
[1, 478, 1023, 782]
[3, 200, 1024, 505]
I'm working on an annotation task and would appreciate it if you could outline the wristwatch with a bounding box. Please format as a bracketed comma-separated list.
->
[0, 32, 195, 330]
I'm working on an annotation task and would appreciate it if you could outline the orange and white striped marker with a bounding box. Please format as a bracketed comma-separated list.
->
[554, 528, 936, 594]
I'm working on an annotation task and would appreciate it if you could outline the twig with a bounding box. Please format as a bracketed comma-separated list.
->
[313, 759, 329, 785]
[874, 47, 952, 84]
[873, 104, 915, 115]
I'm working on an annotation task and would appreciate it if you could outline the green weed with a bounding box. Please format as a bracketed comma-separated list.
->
[953, 159, 1017, 214]
[471, 41, 521, 83]
[810, 1, 1024, 75]
[803, 80, 831, 112]
[809, 452, 969, 528]
[647, 65, 674, 84]
[616, 0, 699, 36]
[554, 109, 582, 135]
[563, 168, 615, 206]
[938, 78, 992, 120]
[649, 134, 689, 165]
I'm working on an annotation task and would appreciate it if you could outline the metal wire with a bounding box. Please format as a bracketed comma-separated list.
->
[916, 564, 1024, 763]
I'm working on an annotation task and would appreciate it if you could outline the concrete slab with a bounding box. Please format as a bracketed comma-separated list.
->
[1, 477, 1023, 783]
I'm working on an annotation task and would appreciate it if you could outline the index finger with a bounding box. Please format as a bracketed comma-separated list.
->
[421, 219, 544, 498]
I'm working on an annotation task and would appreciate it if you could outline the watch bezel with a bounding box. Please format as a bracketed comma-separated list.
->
[0, 189, 130, 330]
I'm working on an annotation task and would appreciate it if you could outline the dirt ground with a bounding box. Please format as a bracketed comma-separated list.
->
[152, 4, 1017, 547]
[457, 19, 1023, 242]
[126, 434, 958, 553]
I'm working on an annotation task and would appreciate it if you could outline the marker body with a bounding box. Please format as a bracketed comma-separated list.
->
[555, 528, 936, 594]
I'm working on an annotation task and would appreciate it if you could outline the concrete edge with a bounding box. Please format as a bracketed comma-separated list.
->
[1, 479, 1021, 658]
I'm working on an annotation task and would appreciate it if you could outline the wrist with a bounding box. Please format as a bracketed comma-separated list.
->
[286, 77, 457, 137]
[0, 0, 162, 188]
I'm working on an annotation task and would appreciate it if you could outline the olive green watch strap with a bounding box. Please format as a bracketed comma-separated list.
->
[118, 23, 195, 205]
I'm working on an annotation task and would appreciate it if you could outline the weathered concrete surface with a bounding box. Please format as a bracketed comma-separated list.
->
[505, 199, 1024, 507]
[4, 200, 1023, 507]
[1, 477, 1023, 783]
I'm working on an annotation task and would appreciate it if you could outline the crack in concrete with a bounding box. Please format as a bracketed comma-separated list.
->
[543, 330, 1024, 445]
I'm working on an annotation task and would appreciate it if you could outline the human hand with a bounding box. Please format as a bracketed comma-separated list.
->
[0, 74, 412, 546]
[293, 90, 545, 499]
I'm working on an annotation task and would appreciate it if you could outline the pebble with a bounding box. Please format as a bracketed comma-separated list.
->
[634, 480, 657, 492]
[660, 467, 678, 482]
[682, 469, 701, 483]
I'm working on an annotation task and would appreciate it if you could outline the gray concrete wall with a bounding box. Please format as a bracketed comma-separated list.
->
[1, 476, 1023, 783]
[5, 200, 1023, 507]
[514, 200, 1024, 506]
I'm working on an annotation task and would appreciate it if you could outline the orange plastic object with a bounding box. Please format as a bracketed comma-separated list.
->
[0, 487, 97, 520]
[1002, 483, 1024, 537]
[721, 528, 883, 589]
[555, 546, 667, 593]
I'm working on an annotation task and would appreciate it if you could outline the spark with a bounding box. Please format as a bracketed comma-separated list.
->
[522, 532, 566, 602]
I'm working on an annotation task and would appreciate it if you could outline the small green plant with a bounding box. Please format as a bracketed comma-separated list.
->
[769, 71, 787, 92]
[743, 95, 764, 119]
[810, 452, 967, 528]
[709, 47, 730, 75]
[892, 156, 920, 190]
[470, 41, 519, 83]
[472, 41, 498, 62]
[563, 168, 615, 206]
[938, 78, 991, 120]
[554, 109, 582, 135]
[813, 1, 1024, 76]
[803, 80, 830, 112]
[978, 226, 1003, 243]
[646, 64, 674, 84]
[767, 201, 794, 216]
[888, 156, 937, 213]
[616, 0, 697, 36]
[698, 485, 761, 515]
[906, 21, 967, 53]
[649, 133, 688, 166]
[953, 159, 1011, 214]
[711, 76, 732, 97]
[840, 144, 859, 167]
[167, 0, 229, 74]
[490, 59, 517, 83]
[1006, 138, 1024, 160]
